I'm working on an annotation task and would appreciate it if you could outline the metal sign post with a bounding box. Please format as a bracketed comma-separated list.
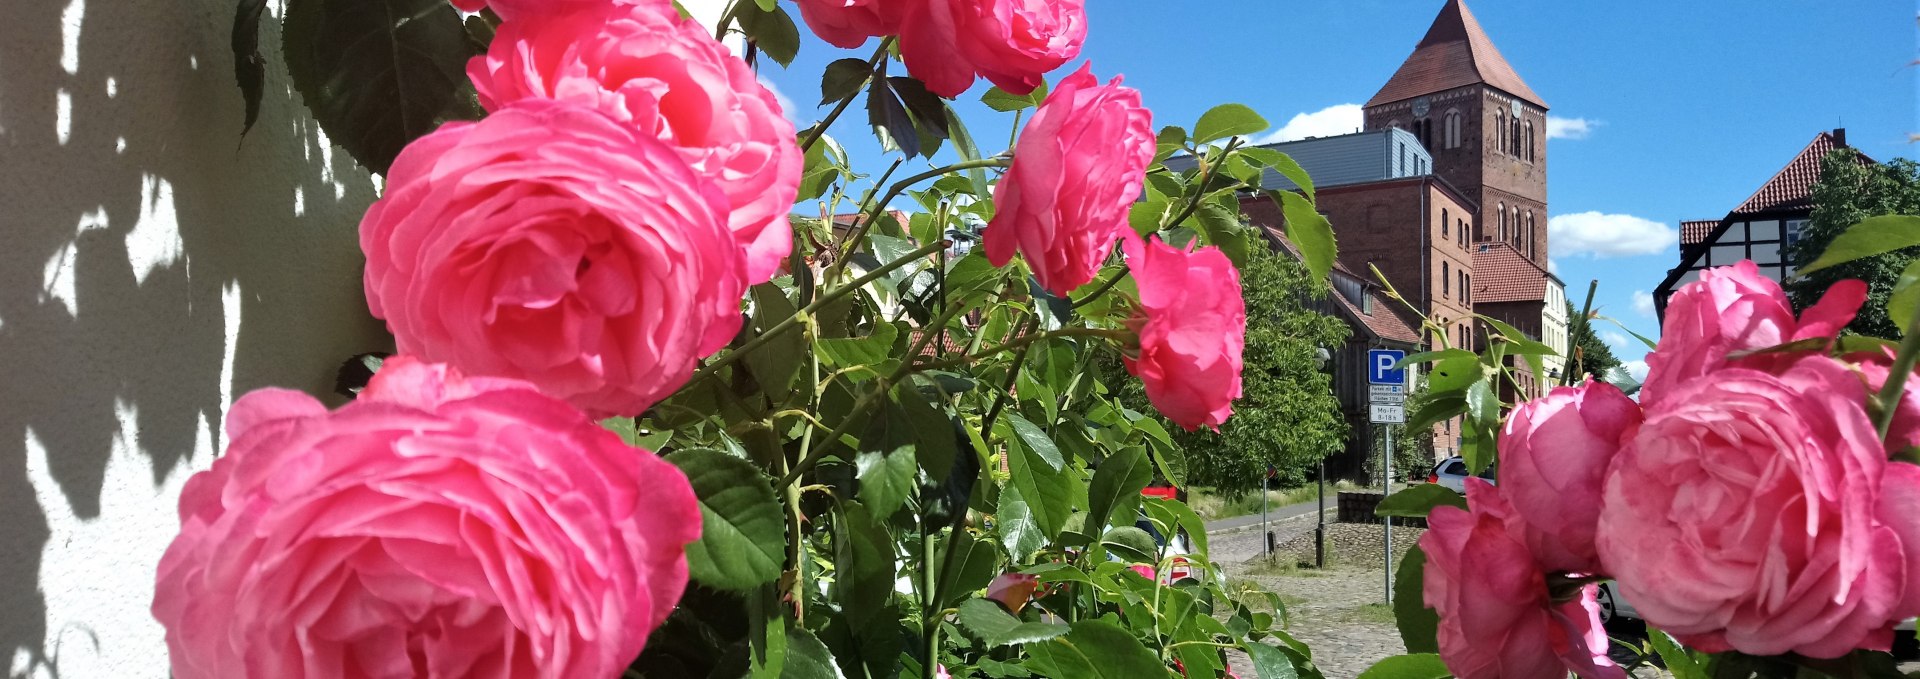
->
[1367, 349, 1408, 604]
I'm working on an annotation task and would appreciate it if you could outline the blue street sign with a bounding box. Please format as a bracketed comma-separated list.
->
[1368, 349, 1407, 386]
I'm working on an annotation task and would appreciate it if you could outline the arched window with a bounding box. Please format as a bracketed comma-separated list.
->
[1511, 207, 1521, 245]
[1444, 110, 1461, 149]
[1511, 116, 1522, 156]
[1526, 211, 1535, 254]
[1459, 219, 1467, 247]
[1443, 261, 1451, 297]
[1495, 111, 1506, 153]
[1442, 208, 1450, 240]
[1498, 202, 1507, 240]
[1523, 120, 1535, 161]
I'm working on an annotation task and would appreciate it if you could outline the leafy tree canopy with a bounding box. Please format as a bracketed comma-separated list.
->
[1565, 301, 1621, 385]
[1784, 149, 1920, 338]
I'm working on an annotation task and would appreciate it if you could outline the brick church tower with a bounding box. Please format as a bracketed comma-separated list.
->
[1363, 0, 1549, 268]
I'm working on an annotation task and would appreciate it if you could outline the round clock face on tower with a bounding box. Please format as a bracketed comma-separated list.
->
[1411, 97, 1430, 118]
[1510, 99, 1522, 117]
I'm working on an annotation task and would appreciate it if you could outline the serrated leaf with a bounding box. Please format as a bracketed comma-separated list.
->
[957, 599, 1069, 647]
[1375, 485, 1467, 518]
[737, 3, 799, 67]
[1464, 379, 1498, 427]
[1193, 103, 1269, 143]
[667, 449, 785, 591]
[867, 76, 918, 158]
[944, 102, 993, 197]
[1393, 547, 1440, 654]
[282, 0, 482, 174]
[1646, 627, 1709, 679]
[997, 482, 1047, 558]
[1890, 259, 1920, 335]
[981, 80, 1049, 112]
[937, 533, 1001, 607]
[818, 321, 900, 369]
[1006, 432, 1072, 543]
[1354, 654, 1449, 679]
[746, 283, 805, 403]
[1025, 620, 1163, 679]
[820, 57, 872, 105]
[1100, 526, 1157, 563]
[1143, 497, 1208, 559]
[1274, 190, 1336, 284]
[1405, 395, 1466, 433]
[1239, 147, 1314, 200]
[1243, 642, 1301, 679]
[834, 503, 896, 629]
[782, 627, 850, 679]
[889, 76, 949, 141]
[1004, 414, 1064, 471]
[1196, 203, 1252, 266]
[1085, 445, 1151, 533]
[1799, 215, 1920, 275]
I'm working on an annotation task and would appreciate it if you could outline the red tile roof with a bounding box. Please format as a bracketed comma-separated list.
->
[1471, 241, 1551, 303]
[1367, 0, 1546, 109]
[1680, 220, 1720, 247]
[1730, 129, 1868, 216]
[907, 328, 968, 357]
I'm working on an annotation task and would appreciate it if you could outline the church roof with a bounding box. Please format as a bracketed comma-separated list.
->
[1729, 129, 1867, 216]
[1366, 0, 1546, 110]
[1471, 241, 1552, 304]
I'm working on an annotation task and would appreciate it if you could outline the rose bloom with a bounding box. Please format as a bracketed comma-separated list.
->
[985, 572, 1040, 614]
[795, 0, 906, 48]
[1596, 354, 1920, 657]
[359, 99, 745, 418]
[1423, 481, 1624, 679]
[983, 63, 1152, 296]
[1119, 234, 1245, 431]
[1497, 379, 1639, 573]
[899, 0, 1087, 98]
[469, 0, 800, 283]
[152, 357, 700, 678]
[1641, 260, 1866, 405]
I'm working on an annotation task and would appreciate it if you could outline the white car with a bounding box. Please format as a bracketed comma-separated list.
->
[1427, 456, 1496, 494]
[1594, 581, 1640, 626]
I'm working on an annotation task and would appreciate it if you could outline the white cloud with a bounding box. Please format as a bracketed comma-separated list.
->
[1255, 103, 1364, 144]
[1547, 116, 1600, 140]
[1623, 360, 1650, 382]
[1547, 258, 1560, 275]
[1631, 290, 1655, 318]
[1548, 212, 1675, 258]
[1599, 330, 1630, 350]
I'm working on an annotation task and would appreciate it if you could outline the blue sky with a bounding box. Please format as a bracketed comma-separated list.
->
[760, 0, 1920, 376]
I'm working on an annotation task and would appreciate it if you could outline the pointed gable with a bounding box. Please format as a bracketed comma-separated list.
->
[1367, 0, 1546, 109]
[1730, 130, 1870, 216]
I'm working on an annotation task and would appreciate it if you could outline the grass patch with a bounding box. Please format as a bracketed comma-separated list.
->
[1338, 603, 1399, 625]
[1238, 554, 1336, 578]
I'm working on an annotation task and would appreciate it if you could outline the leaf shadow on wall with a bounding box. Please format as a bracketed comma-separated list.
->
[0, 0, 392, 673]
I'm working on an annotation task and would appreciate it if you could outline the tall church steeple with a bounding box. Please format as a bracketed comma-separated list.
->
[1364, 0, 1549, 267]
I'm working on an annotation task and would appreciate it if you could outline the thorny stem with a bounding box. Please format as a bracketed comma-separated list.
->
[798, 38, 896, 154]
[825, 158, 1012, 285]
[916, 327, 1130, 372]
[1160, 138, 1243, 231]
[1069, 265, 1131, 309]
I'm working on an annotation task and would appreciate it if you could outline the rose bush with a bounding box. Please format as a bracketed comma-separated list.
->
[984, 63, 1153, 296]
[359, 99, 745, 418]
[469, 0, 801, 283]
[1119, 234, 1246, 431]
[152, 357, 699, 678]
[1495, 379, 1638, 573]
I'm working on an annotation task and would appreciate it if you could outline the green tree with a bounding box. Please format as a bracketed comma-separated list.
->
[1108, 241, 1351, 496]
[1565, 301, 1621, 384]
[1784, 149, 1920, 338]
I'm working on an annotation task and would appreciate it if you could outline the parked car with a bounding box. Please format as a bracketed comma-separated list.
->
[1594, 581, 1640, 626]
[1427, 456, 1496, 494]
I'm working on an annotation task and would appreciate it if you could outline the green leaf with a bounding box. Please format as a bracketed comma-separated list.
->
[1084, 445, 1152, 533]
[996, 482, 1048, 559]
[1024, 620, 1164, 679]
[1425, 352, 1487, 395]
[867, 76, 919, 157]
[1004, 414, 1064, 471]
[282, 0, 482, 174]
[889, 76, 951, 142]
[1890, 259, 1920, 335]
[1480, 316, 1557, 357]
[937, 533, 1002, 607]
[1464, 379, 1498, 428]
[944, 102, 993, 197]
[1646, 628, 1708, 679]
[1274, 190, 1337, 284]
[1143, 497, 1208, 559]
[854, 427, 917, 519]
[1197, 203, 1253, 266]
[956, 599, 1069, 647]
[1354, 654, 1450, 679]
[1798, 215, 1920, 275]
[746, 283, 805, 403]
[1243, 642, 1301, 679]
[1392, 546, 1440, 654]
[1591, 314, 1658, 351]
[1006, 432, 1073, 543]
[796, 131, 843, 201]
[667, 449, 785, 591]
[834, 502, 896, 630]
[1100, 526, 1158, 563]
[820, 57, 872, 105]
[1193, 103, 1269, 144]
[736, 3, 799, 67]
[1240, 147, 1315, 201]
[599, 416, 640, 447]
[818, 321, 900, 369]
[232, 0, 269, 136]
[781, 627, 850, 679]
[981, 80, 1050, 112]
[1375, 485, 1467, 518]
[1405, 395, 1466, 433]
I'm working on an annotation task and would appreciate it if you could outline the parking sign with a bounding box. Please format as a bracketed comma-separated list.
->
[1367, 349, 1407, 386]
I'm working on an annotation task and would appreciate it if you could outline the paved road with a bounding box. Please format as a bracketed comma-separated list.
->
[1203, 499, 1329, 534]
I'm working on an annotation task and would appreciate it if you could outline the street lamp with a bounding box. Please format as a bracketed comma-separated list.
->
[1312, 346, 1332, 569]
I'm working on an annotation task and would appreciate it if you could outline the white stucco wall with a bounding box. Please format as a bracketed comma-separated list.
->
[1, 0, 738, 676]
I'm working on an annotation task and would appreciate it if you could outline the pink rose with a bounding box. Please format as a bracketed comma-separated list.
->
[899, 0, 1086, 98]
[985, 572, 1040, 613]
[469, 0, 801, 283]
[1497, 379, 1640, 573]
[1129, 564, 1158, 581]
[795, 0, 907, 48]
[1423, 481, 1624, 679]
[1596, 355, 1920, 657]
[1642, 261, 1866, 405]
[1120, 234, 1245, 431]
[152, 357, 700, 678]
[359, 99, 746, 417]
[984, 64, 1153, 296]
